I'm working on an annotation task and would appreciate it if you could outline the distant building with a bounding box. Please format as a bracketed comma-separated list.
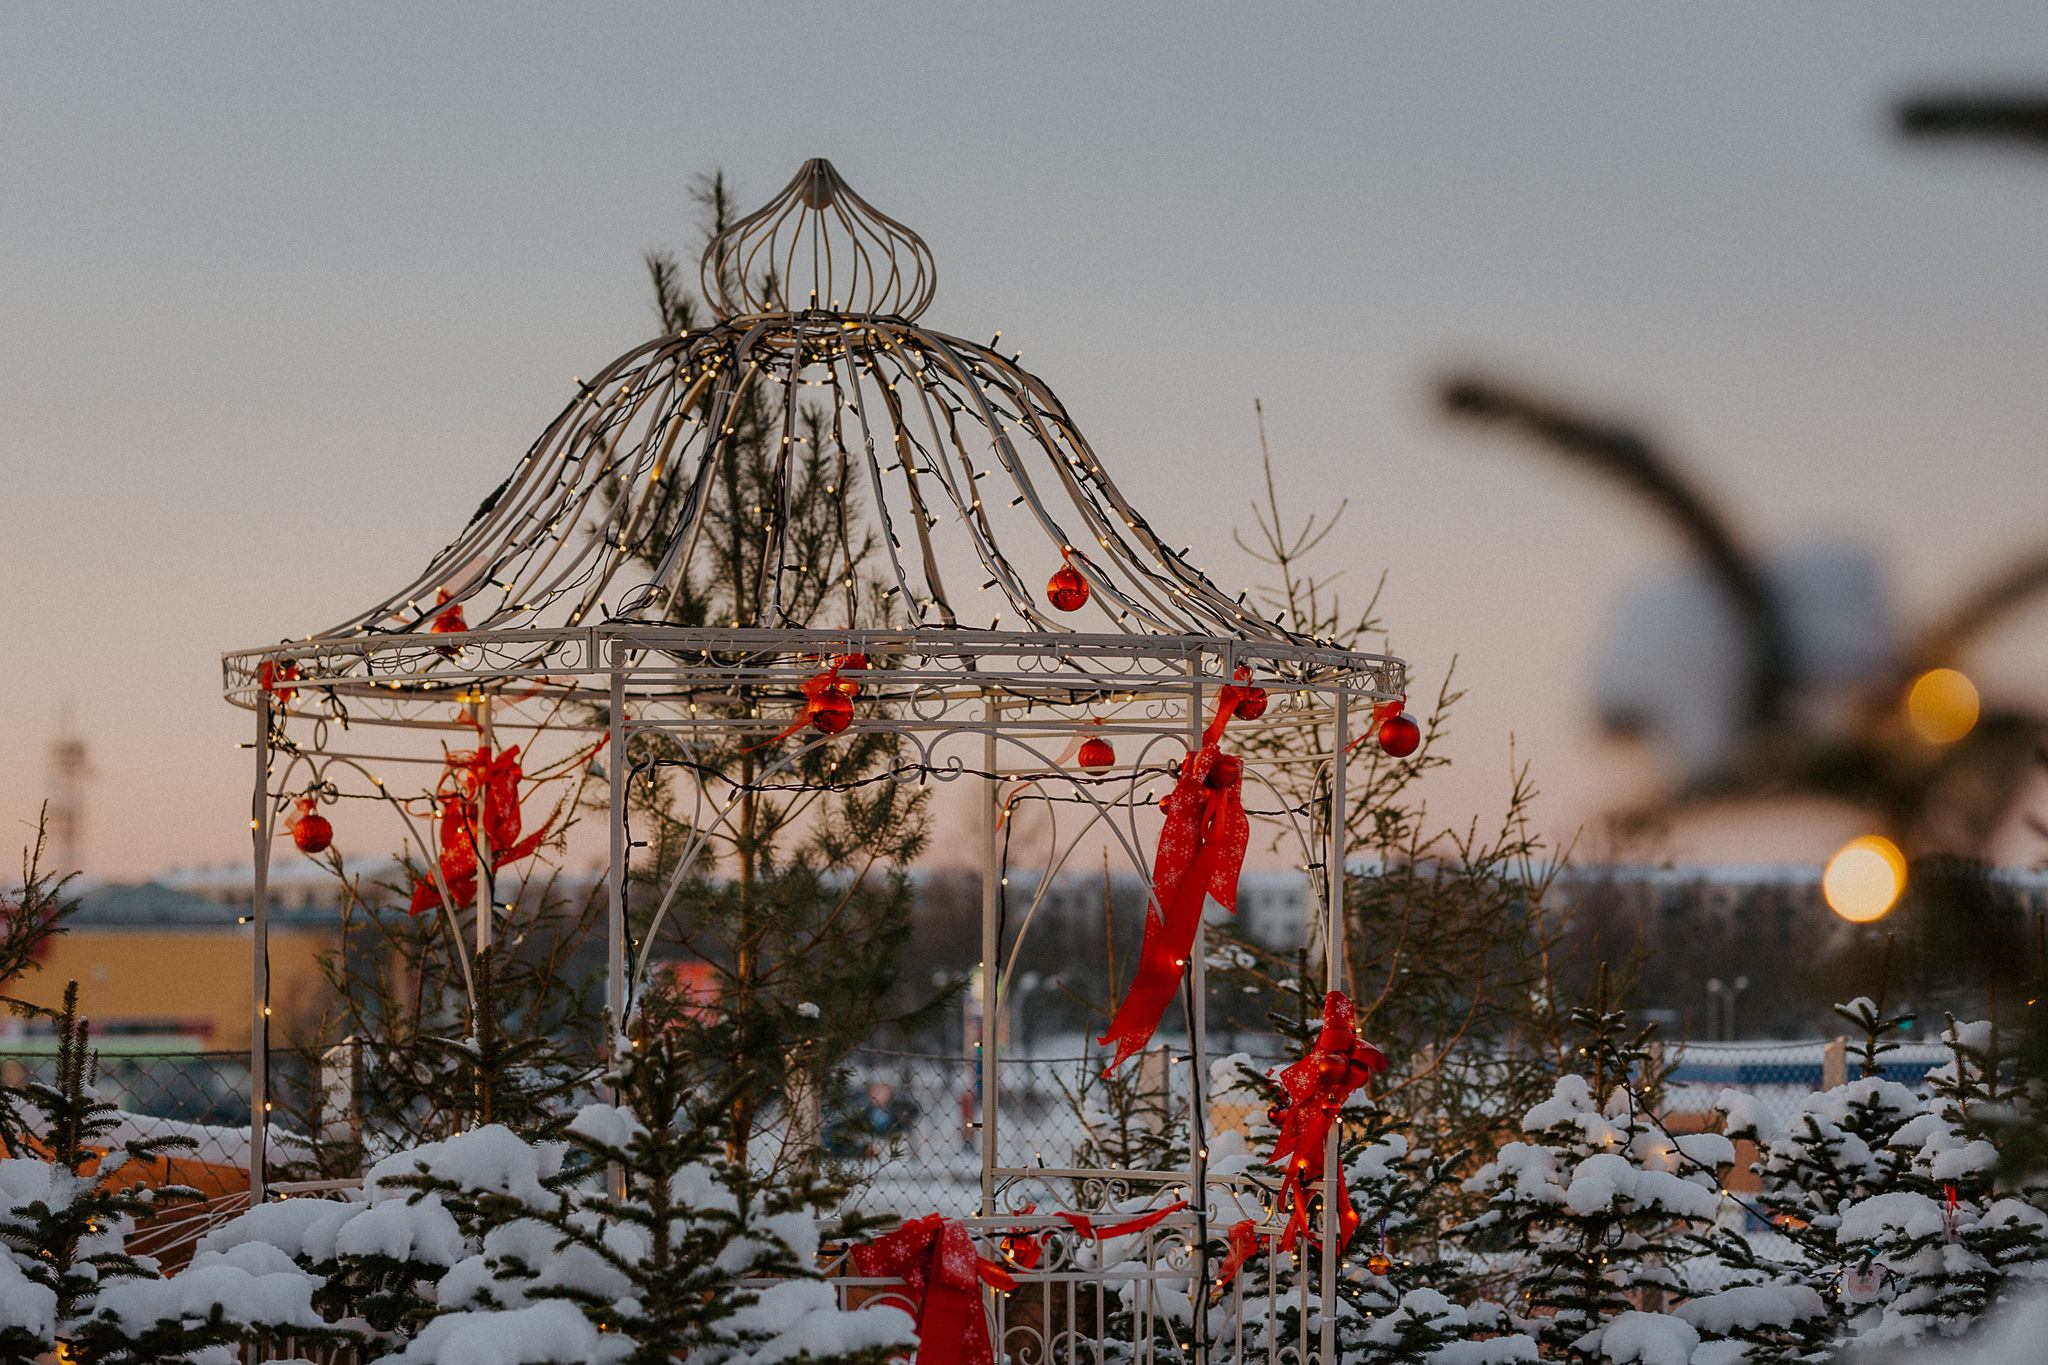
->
[3, 880, 340, 1051]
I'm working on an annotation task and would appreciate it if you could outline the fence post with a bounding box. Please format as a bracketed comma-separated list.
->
[1823, 1036, 1848, 1089]
[319, 1036, 363, 1153]
[249, 694, 274, 1206]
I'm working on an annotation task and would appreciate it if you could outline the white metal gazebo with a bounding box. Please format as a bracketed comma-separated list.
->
[224, 159, 1406, 1361]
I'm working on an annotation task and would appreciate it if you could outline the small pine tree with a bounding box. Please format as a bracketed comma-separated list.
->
[1460, 968, 1726, 1362]
[387, 1008, 914, 1364]
[1, 810, 80, 1157]
[0, 983, 200, 1364]
[1832, 1013, 2048, 1344]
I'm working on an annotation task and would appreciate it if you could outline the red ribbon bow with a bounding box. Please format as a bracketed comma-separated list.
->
[408, 743, 552, 916]
[1268, 991, 1386, 1252]
[1097, 669, 1259, 1072]
[258, 660, 300, 706]
[851, 1215, 1013, 1365]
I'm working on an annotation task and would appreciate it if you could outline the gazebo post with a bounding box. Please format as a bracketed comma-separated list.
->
[978, 691, 1000, 1216]
[1186, 671, 1211, 1360]
[476, 692, 493, 957]
[607, 655, 627, 1036]
[248, 693, 273, 1206]
[1320, 690, 1351, 1363]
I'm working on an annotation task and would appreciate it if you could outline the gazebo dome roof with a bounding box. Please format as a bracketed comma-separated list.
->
[228, 161, 1401, 717]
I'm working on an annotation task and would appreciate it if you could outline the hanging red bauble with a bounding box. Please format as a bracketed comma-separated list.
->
[1235, 687, 1269, 721]
[1047, 561, 1090, 612]
[1378, 712, 1420, 758]
[1203, 754, 1243, 790]
[1078, 735, 1116, 772]
[809, 693, 854, 735]
[291, 809, 333, 855]
[1266, 1102, 1287, 1128]
[1365, 1251, 1394, 1277]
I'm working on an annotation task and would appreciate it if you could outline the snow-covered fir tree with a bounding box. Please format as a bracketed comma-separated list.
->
[1830, 1013, 2048, 1344]
[1460, 970, 1734, 1362]
[189, 1005, 918, 1364]
[1691, 994, 1925, 1361]
[0, 982, 344, 1365]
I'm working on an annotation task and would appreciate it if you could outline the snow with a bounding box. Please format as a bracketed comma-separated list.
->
[1916, 1146, 1998, 1186]
[1597, 1310, 1700, 1365]
[1943, 1020, 1994, 1055]
[1436, 1337, 1540, 1365]
[1209, 1052, 1262, 1106]
[1674, 1283, 1826, 1335]
[396, 1298, 620, 1365]
[366, 1124, 556, 1207]
[796, 1002, 820, 1019]
[1673, 1132, 1736, 1169]
[1802, 1078, 1920, 1126]
[196, 1194, 359, 1264]
[1716, 1089, 1782, 1144]
[1839, 1191, 1946, 1245]
[565, 1103, 647, 1154]
[91, 1260, 327, 1334]
[1690, 1343, 1750, 1365]
[0, 1254, 55, 1343]
[1563, 1154, 1719, 1220]
[331, 1192, 466, 1267]
[1853, 1291, 2048, 1364]
[721, 1279, 916, 1363]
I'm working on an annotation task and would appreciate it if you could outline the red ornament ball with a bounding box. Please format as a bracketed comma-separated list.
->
[292, 812, 333, 855]
[1204, 754, 1243, 790]
[1047, 563, 1090, 612]
[1234, 686, 1269, 721]
[1315, 1052, 1354, 1089]
[1378, 712, 1421, 758]
[1077, 735, 1116, 772]
[1266, 1102, 1288, 1127]
[808, 694, 854, 735]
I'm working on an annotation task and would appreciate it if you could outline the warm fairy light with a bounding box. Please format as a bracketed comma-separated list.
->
[1906, 668, 1979, 745]
[1824, 835, 1907, 923]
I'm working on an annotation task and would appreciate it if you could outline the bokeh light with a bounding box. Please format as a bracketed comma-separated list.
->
[1906, 668, 1979, 745]
[1823, 835, 1907, 923]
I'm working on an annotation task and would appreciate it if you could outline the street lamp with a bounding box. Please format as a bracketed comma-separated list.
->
[1705, 975, 1751, 1041]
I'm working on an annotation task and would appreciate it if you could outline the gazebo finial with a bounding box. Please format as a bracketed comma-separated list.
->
[700, 158, 937, 320]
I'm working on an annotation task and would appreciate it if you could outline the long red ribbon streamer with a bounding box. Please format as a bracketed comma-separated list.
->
[1096, 670, 1258, 1072]
[852, 1215, 1013, 1365]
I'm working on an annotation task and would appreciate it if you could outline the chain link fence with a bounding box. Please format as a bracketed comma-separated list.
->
[0, 1047, 318, 1173]
[1663, 1039, 1950, 1126]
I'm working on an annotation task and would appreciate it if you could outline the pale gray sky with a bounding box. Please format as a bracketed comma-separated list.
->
[6, 3, 2048, 879]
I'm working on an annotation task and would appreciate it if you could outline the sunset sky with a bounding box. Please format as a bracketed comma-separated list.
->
[6, 4, 2048, 882]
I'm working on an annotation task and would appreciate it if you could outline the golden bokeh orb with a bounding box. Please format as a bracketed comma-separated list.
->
[1906, 668, 1979, 745]
[1824, 835, 1907, 923]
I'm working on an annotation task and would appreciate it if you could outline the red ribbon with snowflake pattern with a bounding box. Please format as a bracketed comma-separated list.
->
[1267, 991, 1386, 1252]
[851, 1215, 1013, 1365]
[1096, 670, 1260, 1072]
